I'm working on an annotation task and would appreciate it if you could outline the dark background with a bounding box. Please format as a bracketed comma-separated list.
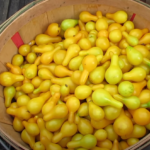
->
[0, 0, 150, 150]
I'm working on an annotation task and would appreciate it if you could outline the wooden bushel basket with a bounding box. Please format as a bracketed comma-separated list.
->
[0, 0, 150, 149]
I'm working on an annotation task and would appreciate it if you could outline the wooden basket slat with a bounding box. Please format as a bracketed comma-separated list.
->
[47, 5, 75, 24]
[0, 122, 30, 150]
[132, 14, 150, 30]
[19, 12, 49, 44]
[0, 62, 7, 97]
[0, 39, 18, 65]
[0, 97, 13, 125]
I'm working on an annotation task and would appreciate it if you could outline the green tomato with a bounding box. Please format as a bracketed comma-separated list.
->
[123, 21, 134, 32]
[72, 133, 83, 141]
[79, 64, 83, 71]
[75, 85, 92, 100]
[80, 134, 97, 149]
[60, 84, 70, 97]
[147, 79, 150, 90]
[85, 22, 96, 32]
[76, 148, 88, 150]
[68, 134, 97, 149]
[61, 19, 78, 31]
[118, 81, 134, 97]
[88, 33, 97, 46]
[26, 52, 37, 64]
[12, 54, 24, 66]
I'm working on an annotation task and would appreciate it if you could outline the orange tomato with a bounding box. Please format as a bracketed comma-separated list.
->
[133, 108, 150, 125]
[97, 139, 113, 149]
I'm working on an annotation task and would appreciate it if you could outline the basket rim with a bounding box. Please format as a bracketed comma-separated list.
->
[0, 0, 44, 34]
[0, 0, 150, 34]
